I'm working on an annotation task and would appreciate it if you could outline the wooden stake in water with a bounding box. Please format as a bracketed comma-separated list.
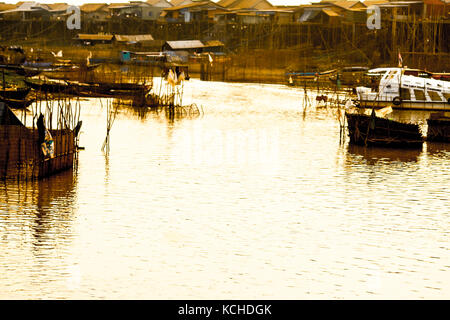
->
[101, 99, 118, 154]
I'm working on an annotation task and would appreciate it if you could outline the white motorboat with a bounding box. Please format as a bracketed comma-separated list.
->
[356, 67, 450, 110]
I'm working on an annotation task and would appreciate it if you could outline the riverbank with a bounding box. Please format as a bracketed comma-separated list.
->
[7, 42, 450, 87]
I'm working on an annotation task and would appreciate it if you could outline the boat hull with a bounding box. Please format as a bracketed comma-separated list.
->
[358, 99, 450, 111]
[0, 96, 34, 109]
[0, 87, 30, 100]
[24, 78, 76, 94]
[345, 111, 424, 148]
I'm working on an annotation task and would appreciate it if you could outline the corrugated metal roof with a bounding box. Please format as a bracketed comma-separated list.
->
[170, 0, 190, 6]
[115, 34, 154, 42]
[363, 0, 389, 6]
[80, 3, 109, 13]
[322, 8, 340, 16]
[0, 1, 49, 14]
[331, 1, 361, 10]
[47, 3, 69, 12]
[108, 3, 135, 9]
[147, 0, 173, 7]
[217, 0, 238, 7]
[298, 8, 320, 22]
[164, 1, 224, 11]
[165, 40, 205, 49]
[229, 0, 273, 10]
[76, 34, 114, 41]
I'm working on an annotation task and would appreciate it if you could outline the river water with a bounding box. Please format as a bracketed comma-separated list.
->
[0, 79, 448, 299]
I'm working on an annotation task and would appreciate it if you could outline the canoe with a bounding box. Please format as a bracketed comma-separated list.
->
[24, 78, 75, 94]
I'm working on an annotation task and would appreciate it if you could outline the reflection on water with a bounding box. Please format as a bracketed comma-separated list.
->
[0, 79, 449, 299]
[0, 171, 78, 299]
[426, 142, 450, 157]
[347, 144, 423, 164]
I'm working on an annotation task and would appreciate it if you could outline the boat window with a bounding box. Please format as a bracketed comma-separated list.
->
[400, 88, 411, 100]
[414, 89, 426, 101]
[419, 72, 431, 78]
[427, 90, 442, 102]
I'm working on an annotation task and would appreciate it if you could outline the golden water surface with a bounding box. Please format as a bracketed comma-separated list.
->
[0, 79, 449, 299]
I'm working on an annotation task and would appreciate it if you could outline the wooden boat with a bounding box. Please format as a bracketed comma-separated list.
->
[42, 63, 101, 80]
[24, 78, 76, 94]
[426, 112, 450, 143]
[0, 64, 41, 77]
[345, 108, 424, 148]
[22, 62, 53, 69]
[0, 95, 34, 109]
[0, 102, 80, 180]
[71, 81, 150, 97]
[0, 86, 30, 100]
[286, 69, 337, 85]
[356, 67, 450, 110]
[330, 66, 369, 86]
[25, 76, 150, 97]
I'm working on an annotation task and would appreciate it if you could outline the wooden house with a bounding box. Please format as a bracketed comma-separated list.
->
[218, 0, 274, 10]
[47, 3, 70, 21]
[146, 0, 173, 20]
[0, 2, 51, 21]
[162, 40, 205, 52]
[80, 3, 109, 22]
[162, 1, 227, 22]
[108, 2, 153, 20]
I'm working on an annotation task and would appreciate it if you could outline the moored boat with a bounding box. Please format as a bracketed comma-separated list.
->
[24, 77, 76, 94]
[286, 69, 337, 85]
[426, 112, 450, 143]
[345, 108, 424, 148]
[73, 81, 150, 98]
[0, 86, 30, 100]
[356, 67, 450, 111]
[0, 96, 34, 109]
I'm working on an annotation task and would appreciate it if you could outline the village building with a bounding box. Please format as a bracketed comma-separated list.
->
[202, 39, 225, 53]
[146, 0, 173, 20]
[170, 0, 195, 7]
[47, 3, 70, 21]
[293, 4, 340, 24]
[0, 2, 51, 21]
[80, 3, 110, 22]
[162, 1, 227, 22]
[218, 0, 273, 10]
[114, 34, 155, 47]
[162, 40, 205, 52]
[108, 2, 153, 20]
[215, 0, 280, 23]
[74, 33, 114, 46]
